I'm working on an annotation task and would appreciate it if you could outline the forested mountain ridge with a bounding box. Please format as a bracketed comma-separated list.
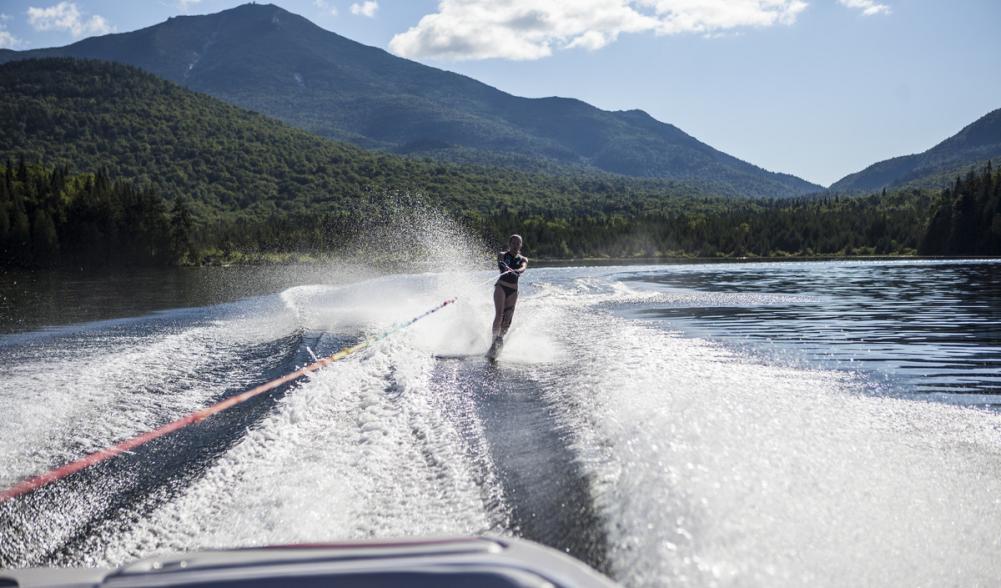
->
[831, 108, 1001, 192]
[0, 57, 711, 266]
[7, 59, 993, 268]
[0, 58, 722, 222]
[0, 157, 946, 269]
[0, 57, 400, 219]
[0, 2, 822, 198]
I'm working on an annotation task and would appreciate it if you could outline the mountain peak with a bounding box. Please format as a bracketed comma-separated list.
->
[213, 2, 307, 25]
[0, 3, 821, 197]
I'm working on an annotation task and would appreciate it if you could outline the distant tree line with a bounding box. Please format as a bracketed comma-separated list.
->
[485, 164, 1000, 259]
[3, 161, 998, 269]
[0, 159, 195, 267]
[919, 162, 1001, 255]
[482, 189, 932, 259]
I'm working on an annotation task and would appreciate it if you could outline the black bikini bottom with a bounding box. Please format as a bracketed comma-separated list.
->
[497, 283, 517, 296]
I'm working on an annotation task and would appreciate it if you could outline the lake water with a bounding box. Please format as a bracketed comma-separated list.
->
[620, 259, 1001, 400]
[1, 259, 1000, 587]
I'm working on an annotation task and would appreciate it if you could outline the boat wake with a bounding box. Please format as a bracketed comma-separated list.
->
[2, 265, 1001, 586]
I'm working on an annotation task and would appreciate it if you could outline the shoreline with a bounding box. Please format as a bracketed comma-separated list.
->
[4, 253, 1001, 273]
[529, 254, 1001, 268]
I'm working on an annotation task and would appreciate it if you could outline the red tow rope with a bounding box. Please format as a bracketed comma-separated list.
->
[0, 298, 456, 503]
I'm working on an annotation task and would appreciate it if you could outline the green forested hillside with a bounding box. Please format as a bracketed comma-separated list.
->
[0, 58, 718, 222]
[4, 155, 984, 268]
[0, 57, 727, 266]
[0, 156, 945, 268]
[0, 162, 181, 267]
[2, 58, 989, 268]
[0, 57, 446, 221]
[491, 189, 935, 259]
[831, 109, 1001, 193]
[920, 163, 1001, 255]
[0, 3, 822, 198]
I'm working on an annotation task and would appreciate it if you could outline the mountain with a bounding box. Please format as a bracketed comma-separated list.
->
[831, 108, 1001, 193]
[0, 3, 821, 198]
[0, 57, 401, 218]
[0, 58, 712, 221]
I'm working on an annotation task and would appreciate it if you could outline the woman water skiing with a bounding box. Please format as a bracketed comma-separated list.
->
[489, 234, 528, 358]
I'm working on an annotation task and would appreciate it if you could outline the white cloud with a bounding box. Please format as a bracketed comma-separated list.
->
[0, 30, 21, 49]
[314, 0, 339, 17]
[27, 1, 113, 38]
[566, 30, 611, 51]
[350, 1, 378, 18]
[838, 0, 890, 16]
[0, 12, 23, 48]
[178, 0, 202, 12]
[643, 0, 808, 34]
[389, 0, 808, 61]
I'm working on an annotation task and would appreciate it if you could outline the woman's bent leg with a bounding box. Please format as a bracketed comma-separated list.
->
[500, 290, 518, 336]
[492, 285, 506, 337]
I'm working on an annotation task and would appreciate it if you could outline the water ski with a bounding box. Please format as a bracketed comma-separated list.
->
[486, 336, 504, 361]
[432, 353, 482, 360]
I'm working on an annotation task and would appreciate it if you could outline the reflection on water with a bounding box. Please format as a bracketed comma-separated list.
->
[0, 265, 361, 334]
[620, 260, 1001, 396]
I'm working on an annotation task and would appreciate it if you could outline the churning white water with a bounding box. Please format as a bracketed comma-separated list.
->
[2, 258, 1000, 587]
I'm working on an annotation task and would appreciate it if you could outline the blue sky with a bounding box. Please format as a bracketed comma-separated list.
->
[0, 0, 998, 187]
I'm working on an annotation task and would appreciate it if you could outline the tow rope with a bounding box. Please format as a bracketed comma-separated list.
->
[0, 297, 457, 503]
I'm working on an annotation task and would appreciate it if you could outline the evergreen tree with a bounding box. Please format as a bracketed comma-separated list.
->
[0, 174, 10, 255]
[169, 196, 196, 263]
[9, 203, 30, 264]
[921, 163, 1001, 256]
[30, 208, 59, 265]
[15, 156, 28, 184]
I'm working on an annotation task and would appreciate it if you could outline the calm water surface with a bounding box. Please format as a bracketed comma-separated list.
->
[619, 259, 1001, 398]
[0, 265, 361, 334]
